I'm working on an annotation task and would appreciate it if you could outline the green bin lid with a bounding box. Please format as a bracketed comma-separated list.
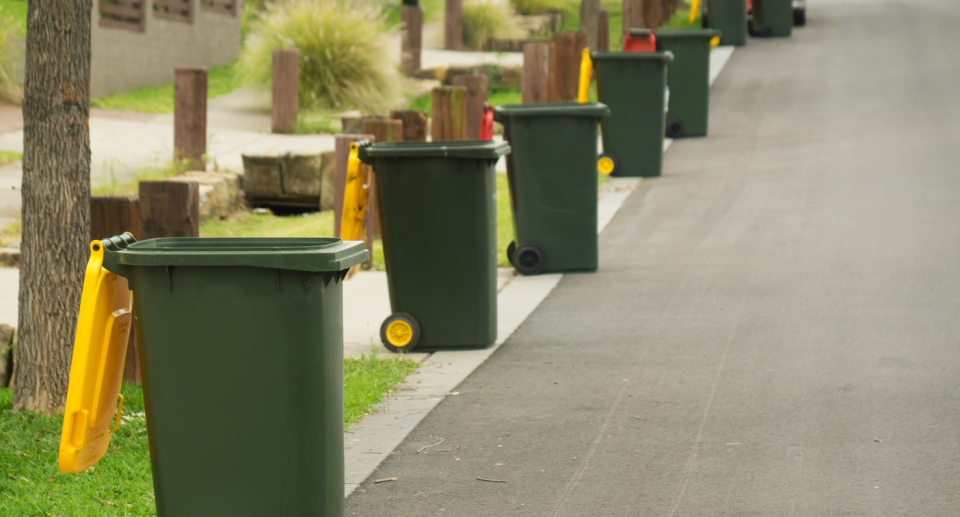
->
[653, 29, 721, 39]
[493, 102, 610, 122]
[590, 50, 674, 62]
[100, 235, 368, 273]
[358, 140, 510, 162]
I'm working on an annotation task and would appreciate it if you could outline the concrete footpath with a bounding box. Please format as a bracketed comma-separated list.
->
[344, 0, 960, 514]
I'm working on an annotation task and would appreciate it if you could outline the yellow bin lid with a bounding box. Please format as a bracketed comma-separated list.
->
[58, 240, 134, 473]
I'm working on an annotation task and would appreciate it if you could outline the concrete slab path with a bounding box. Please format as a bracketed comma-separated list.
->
[344, 1, 960, 514]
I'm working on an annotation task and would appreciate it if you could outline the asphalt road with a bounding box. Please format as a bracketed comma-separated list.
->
[345, 0, 960, 514]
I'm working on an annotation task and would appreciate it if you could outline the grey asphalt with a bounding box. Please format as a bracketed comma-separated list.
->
[345, 0, 960, 514]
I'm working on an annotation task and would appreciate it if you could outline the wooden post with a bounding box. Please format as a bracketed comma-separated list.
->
[90, 196, 142, 384]
[90, 196, 141, 241]
[361, 119, 403, 258]
[431, 86, 467, 141]
[453, 75, 488, 140]
[401, 6, 423, 74]
[390, 110, 429, 142]
[174, 67, 207, 171]
[549, 32, 586, 102]
[272, 49, 299, 134]
[522, 41, 551, 104]
[334, 133, 375, 243]
[644, 0, 661, 29]
[139, 180, 200, 240]
[445, 0, 462, 50]
[598, 9, 610, 52]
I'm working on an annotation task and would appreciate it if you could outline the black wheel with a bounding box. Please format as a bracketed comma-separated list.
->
[507, 240, 517, 268]
[380, 312, 421, 353]
[760, 25, 774, 37]
[793, 8, 806, 26]
[597, 153, 618, 176]
[665, 118, 685, 139]
[514, 244, 544, 276]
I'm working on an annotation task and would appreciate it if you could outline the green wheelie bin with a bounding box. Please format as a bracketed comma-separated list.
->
[494, 102, 610, 275]
[592, 50, 673, 178]
[751, 0, 792, 37]
[358, 140, 511, 353]
[706, 0, 747, 46]
[655, 29, 721, 138]
[94, 234, 367, 517]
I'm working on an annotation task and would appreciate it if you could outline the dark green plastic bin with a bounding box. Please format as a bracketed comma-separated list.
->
[358, 140, 511, 353]
[706, 0, 747, 46]
[494, 102, 609, 275]
[592, 51, 673, 178]
[98, 234, 368, 517]
[655, 29, 721, 138]
[752, 0, 792, 37]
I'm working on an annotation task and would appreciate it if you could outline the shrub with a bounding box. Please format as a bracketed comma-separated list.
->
[237, 0, 401, 114]
[0, 13, 23, 104]
[508, 0, 565, 16]
[462, 0, 523, 50]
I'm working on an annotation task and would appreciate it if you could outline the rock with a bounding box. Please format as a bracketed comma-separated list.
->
[0, 324, 15, 389]
[168, 171, 244, 221]
[241, 153, 335, 210]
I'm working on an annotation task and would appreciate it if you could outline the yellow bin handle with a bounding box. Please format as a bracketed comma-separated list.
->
[578, 48, 593, 104]
[340, 141, 369, 242]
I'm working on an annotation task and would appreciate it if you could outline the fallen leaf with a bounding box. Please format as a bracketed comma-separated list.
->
[873, 438, 882, 443]
[374, 477, 397, 484]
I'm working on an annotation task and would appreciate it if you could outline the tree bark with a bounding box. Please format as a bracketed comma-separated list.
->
[623, 0, 647, 43]
[14, 0, 92, 413]
[578, 0, 602, 49]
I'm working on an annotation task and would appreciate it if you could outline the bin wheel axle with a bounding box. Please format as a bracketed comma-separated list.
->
[381, 313, 421, 353]
[598, 154, 618, 176]
[514, 244, 545, 276]
[666, 118, 685, 139]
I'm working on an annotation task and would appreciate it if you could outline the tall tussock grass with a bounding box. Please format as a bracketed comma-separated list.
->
[237, 0, 401, 114]
[462, 0, 523, 50]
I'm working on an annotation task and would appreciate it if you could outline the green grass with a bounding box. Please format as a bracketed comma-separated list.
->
[661, 9, 702, 30]
[0, 150, 20, 167]
[92, 159, 192, 196]
[383, 0, 444, 28]
[0, 0, 26, 36]
[0, 218, 19, 247]
[0, 354, 419, 515]
[344, 354, 419, 426]
[201, 210, 387, 269]
[496, 173, 514, 267]
[90, 64, 242, 114]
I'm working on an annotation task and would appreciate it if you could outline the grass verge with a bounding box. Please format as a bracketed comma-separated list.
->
[199, 170, 603, 269]
[90, 64, 241, 114]
[0, 150, 20, 167]
[0, 353, 419, 515]
[92, 159, 193, 197]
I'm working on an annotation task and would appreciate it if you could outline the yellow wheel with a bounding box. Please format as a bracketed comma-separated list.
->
[386, 320, 413, 347]
[380, 313, 421, 353]
[598, 154, 617, 175]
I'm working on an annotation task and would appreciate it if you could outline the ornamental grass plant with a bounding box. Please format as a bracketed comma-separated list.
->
[462, 0, 524, 50]
[237, 0, 401, 114]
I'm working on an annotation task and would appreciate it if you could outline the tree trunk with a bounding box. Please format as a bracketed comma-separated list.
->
[578, 0, 602, 49]
[13, 0, 92, 413]
[623, 0, 647, 43]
